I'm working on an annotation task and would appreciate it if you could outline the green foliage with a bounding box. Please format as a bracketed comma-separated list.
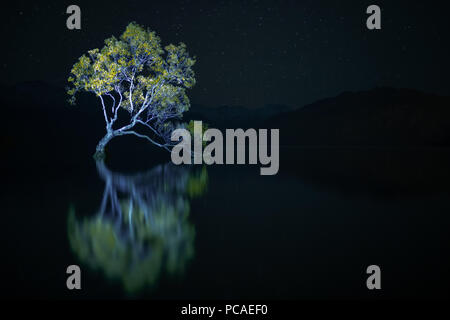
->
[186, 166, 209, 198]
[67, 22, 196, 116]
[188, 120, 209, 147]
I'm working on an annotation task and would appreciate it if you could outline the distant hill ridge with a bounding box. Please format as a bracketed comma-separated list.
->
[269, 87, 450, 146]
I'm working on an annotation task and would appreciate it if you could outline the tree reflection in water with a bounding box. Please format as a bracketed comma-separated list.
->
[68, 161, 208, 294]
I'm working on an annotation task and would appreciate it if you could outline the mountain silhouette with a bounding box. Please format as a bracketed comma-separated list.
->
[268, 87, 450, 146]
[186, 103, 295, 128]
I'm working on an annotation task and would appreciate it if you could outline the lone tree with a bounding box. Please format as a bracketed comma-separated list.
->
[67, 22, 196, 159]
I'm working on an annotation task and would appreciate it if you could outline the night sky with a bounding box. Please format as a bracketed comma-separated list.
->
[3, 0, 450, 108]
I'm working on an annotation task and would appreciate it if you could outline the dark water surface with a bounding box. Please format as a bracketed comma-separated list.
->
[2, 144, 450, 299]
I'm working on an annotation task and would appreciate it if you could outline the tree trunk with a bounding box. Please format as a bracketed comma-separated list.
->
[94, 131, 114, 160]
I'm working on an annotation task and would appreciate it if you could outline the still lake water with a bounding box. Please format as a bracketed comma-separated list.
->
[2, 145, 450, 299]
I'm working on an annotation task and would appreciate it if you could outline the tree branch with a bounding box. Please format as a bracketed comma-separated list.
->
[99, 95, 111, 128]
[119, 130, 172, 152]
